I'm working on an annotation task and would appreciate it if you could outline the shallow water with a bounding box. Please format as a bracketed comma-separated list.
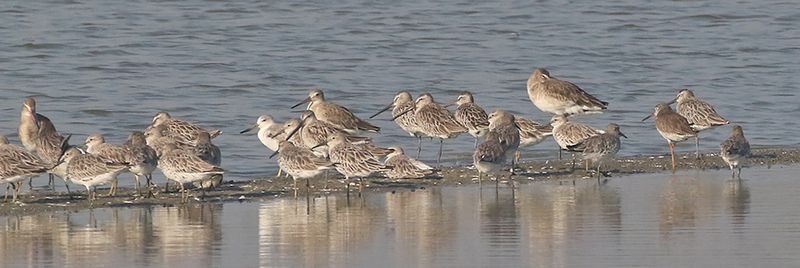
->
[3, 166, 800, 267]
[1, 0, 799, 182]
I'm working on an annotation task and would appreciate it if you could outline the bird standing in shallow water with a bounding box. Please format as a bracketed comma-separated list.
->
[453, 91, 490, 149]
[394, 93, 466, 166]
[551, 115, 602, 170]
[720, 125, 750, 178]
[671, 89, 729, 159]
[567, 123, 627, 182]
[371, 91, 424, 157]
[526, 68, 608, 116]
[643, 103, 698, 173]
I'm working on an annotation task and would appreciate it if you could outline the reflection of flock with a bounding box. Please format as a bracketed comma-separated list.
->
[2, 68, 752, 203]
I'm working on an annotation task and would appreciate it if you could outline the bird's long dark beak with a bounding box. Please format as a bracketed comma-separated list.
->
[291, 97, 311, 109]
[620, 132, 628, 138]
[311, 142, 326, 150]
[269, 150, 279, 159]
[284, 122, 303, 141]
[641, 114, 653, 122]
[443, 103, 455, 108]
[240, 124, 257, 134]
[370, 104, 393, 119]
[391, 108, 413, 121]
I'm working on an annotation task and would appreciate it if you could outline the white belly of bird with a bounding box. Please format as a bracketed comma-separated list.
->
[258, 128, 279, 152]
[130, 164, 156, 176]
[722, 154, 741, 168]
[71, 168, 127, 189]
[658, 129, 693, 143]
[161, 169, 217, 184]
[474, 160, 503, 174]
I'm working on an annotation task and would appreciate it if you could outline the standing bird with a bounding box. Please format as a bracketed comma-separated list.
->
[157, 144, 224, 202]
[486, 110, 521, 173]
[0, 135, 50, 203]
[643, 103, 698, 173]
[514, 116, 553, 163]
[394, 93, 466, 165]
[322, 133, 390, 197]
[84, 134, 132, 197]
[291, 88, 380, 133]
[526, 68, 608, 116]
[567, 123, 627, 181]
[150, 112, 221, 145]
[62, 147, 130, 201]
[271, 141, 336, 196]
[240, 115, 283, 152]
[383, 146, 435, 179]
[18, 97, 70, 188]
[473, 134, 508, 188]
[124, 131, 158, 197]
[144, 124, 178, 156]
[720, 125, 750, 178]
[551, 115, 602, 170]
[370, 91, 424, 157]
[453, 91, 490, 148]
[671, 89, 729, 159]
[189, 132, 223, 190]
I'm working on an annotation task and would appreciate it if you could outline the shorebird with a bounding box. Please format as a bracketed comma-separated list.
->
[473, 133, 508, 188]
[551, 115, 602, 170]
[124, 131, 158, 197]
[720, 125, 750, 178]
[527, 68, 608, 116]
[394, 93, 466, 165]
[62, 147, 130, 201]
[157, 143, 224, 202]
[514, 116, 553, 162]
[453, 91, 490, 148]
[291, 110, 370, 157]
[84, 134, 132, 197]
[486, 110, 521, 173]
[271, 141, 336, 196]
[150, 112, 222, 144]
[272, 118, 308, 149]
[240, 115, 283, 152]
[144, 124, 178, 156]
[18, 97, 70, 188]
[370, 91, 424, 157]
[291, 88, 380, 134]
[319, 132, 390, 197]
[0, 135, 50, 203]
[188, 132, 223, 190]
[383, 146, 435, 179]
[671, 89, 729, 159]
[643, 103, 698, 173]
[567, 123, 627, 181]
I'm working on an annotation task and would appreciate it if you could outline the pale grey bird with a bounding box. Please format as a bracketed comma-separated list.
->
[84, 134, 133, 197]
[321, 132, 390, 197]
[394, 93, 467, 166]
[514, 116, 553, 163]
[383, 146, 435, 179]
[240, 114, 283, 152]
[272, 141, 336, 196]
[188, 131, 223, 190]
[486, 110, 521, 173]
[567, 123, 627, 182]
[551, 115, 602, 170]
[453, 91, 490, 148]
[124, 131, 159, 197]
[157, 144, 224, 202]
[671, 89, 729, 159]
[62, 147, 130, 201]
[720, 125, 750, 178]
[527, 68, 608, 116]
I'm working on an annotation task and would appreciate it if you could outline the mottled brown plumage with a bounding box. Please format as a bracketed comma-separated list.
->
[150, 112, 221, 145]
[292, 88, 380, 133]
[383, 146, 435, 179]
[644, 103, 698, 173]
[720, 125, 750, 177]
[453, 91, 490, 144]
[673, 89, 729, 159]
[568, 123, 626, 180]
[0, 135, 50, 202]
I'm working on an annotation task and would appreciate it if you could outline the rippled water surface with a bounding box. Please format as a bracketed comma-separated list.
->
[1, 0, 798, 180]
[3, 167, 800, 267]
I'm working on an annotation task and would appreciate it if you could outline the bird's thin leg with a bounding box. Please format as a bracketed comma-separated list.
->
[134, 175, 141, 196]
[276, 168, 283, 178]
[358, 177, 364, 197]
[437, 139, 444, 166]
[515, 150, 521, 165]
[474, 137, 478, 149]
[669, 142, 676, 173]
[49, 174, 55, 190]
[28, 178, 33, 190]
[293, 179, 298, 199]
[695, 136, 700, 160]
[416, 136, 423, 159]
[596, 161, 602, 184]
[510, 150, 517, 175]
[558, 146, 562, 160]
[345, 176, 351, 200]
[478, 171, 482, 188]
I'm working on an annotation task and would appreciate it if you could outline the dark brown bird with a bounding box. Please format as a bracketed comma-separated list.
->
[643, 103, 697, 173]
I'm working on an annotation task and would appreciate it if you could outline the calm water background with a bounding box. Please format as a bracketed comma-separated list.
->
[1, 0, 799, 180]
[3, 167, 800, 267]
